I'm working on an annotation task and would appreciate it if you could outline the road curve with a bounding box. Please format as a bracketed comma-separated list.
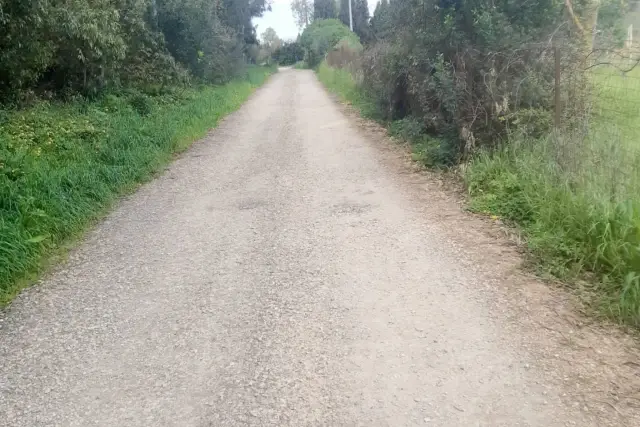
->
[0, 70, 611, 426]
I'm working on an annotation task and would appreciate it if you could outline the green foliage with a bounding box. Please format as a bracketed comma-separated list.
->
[273, 42, 305, 66]
[313, 0, 337, 20]
[300, 19, 360, 67]
[389, 117, 425, 141]
[316, 61, 378, 118]
[361, 0, 566, 155]
[465, 128, 640, 326]
[338, 0, 372, 42]
[129, 93, 153, 116]
[370, 0, 392, 40]
[0, 0, 270, 99]
[0, 66, 275, 302]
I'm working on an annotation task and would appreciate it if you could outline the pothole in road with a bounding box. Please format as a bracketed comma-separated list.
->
[331, 201, 373, 215]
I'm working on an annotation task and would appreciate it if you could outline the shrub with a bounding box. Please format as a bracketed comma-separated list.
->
[129, 94, 153, 116]
[300, 19, 361, 67]
[272, 42, 305, 66]
[361, 0, 569, 156]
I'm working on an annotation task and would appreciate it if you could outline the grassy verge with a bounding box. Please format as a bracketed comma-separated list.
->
[316, 62, 377, 118]
[465, 133, 640, 326]
[0, 66, 275, 303]
[465, 65, 640, 326]
[317, 60, 640, 326]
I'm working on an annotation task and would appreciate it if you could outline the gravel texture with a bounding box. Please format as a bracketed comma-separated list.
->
[1, 70, 638, 426]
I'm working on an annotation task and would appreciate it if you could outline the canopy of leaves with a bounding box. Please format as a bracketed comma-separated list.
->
[338, 0, 371, 42]
[273, 42, 305, 66]
[313, 0, 337, 20]
[0, 0, 270, 100]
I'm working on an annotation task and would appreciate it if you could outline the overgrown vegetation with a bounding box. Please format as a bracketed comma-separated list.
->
[273, 42, 305, 66]
[308, 0, 640, 325]
[300, 19, 361, 67]
[465, 65, 640, 325]
[0, 0, 271, 99]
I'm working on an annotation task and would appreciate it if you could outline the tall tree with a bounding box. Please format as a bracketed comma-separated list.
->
[261, 27, 282, 52]
[338, 0, 351, 29]
[291, 0, 313, 30]
[339, 0, 370, 41]
[314, 0, 337, 20]
[0, 0, 275, 96]
[370, 0, 392, 39]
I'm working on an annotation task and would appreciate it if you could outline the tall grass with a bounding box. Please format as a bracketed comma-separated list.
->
[0, 66, 275, 302]
[466, 89, 640, 326]
[316, 61, 379, 119]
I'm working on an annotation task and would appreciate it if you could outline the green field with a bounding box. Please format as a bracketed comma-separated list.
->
[0, 66, 275, 302]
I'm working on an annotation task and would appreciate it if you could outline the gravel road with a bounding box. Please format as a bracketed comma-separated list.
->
[1, 69, 637, 426]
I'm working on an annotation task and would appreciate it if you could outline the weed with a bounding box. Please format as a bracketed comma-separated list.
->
[465, 130, 640, 326]
[129, 94, 153, 116]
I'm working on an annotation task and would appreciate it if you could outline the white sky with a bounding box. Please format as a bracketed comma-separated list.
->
[253, 0, 380, 42]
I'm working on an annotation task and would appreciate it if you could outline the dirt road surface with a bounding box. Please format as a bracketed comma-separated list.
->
[1, 70, 639, 426]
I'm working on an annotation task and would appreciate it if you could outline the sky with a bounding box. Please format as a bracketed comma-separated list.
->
[253, 0, 380, 42]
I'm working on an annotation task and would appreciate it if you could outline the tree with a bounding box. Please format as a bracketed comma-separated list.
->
[261, 27, 282, 52]
[314, 0, 337, 20]
[564, 0, 628, 50]
[291, 0, 313, 30]
[370, 0, 392, 39]
[339, 0, 370, 41]
[300, 18, 359, 66]
[272, 41, 305, 65]
[0, 0, 274, 98]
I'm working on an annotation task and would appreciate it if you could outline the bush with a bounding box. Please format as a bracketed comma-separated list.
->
[272, 42, 305, 66]
[361, 0, 569, 157]
[300, 19, 361, 68]
[129, 94, 153, 116]
[0, 0, 271, 99]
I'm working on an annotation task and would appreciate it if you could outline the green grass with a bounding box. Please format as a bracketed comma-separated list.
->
[316, 61, 379, 119]
[0, 65, 275, 303]
[465, 65, 640, 326]
[590, 63, 640, 144]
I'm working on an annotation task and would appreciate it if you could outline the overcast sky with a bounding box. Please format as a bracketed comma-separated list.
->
[253, 0, 380, 42]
